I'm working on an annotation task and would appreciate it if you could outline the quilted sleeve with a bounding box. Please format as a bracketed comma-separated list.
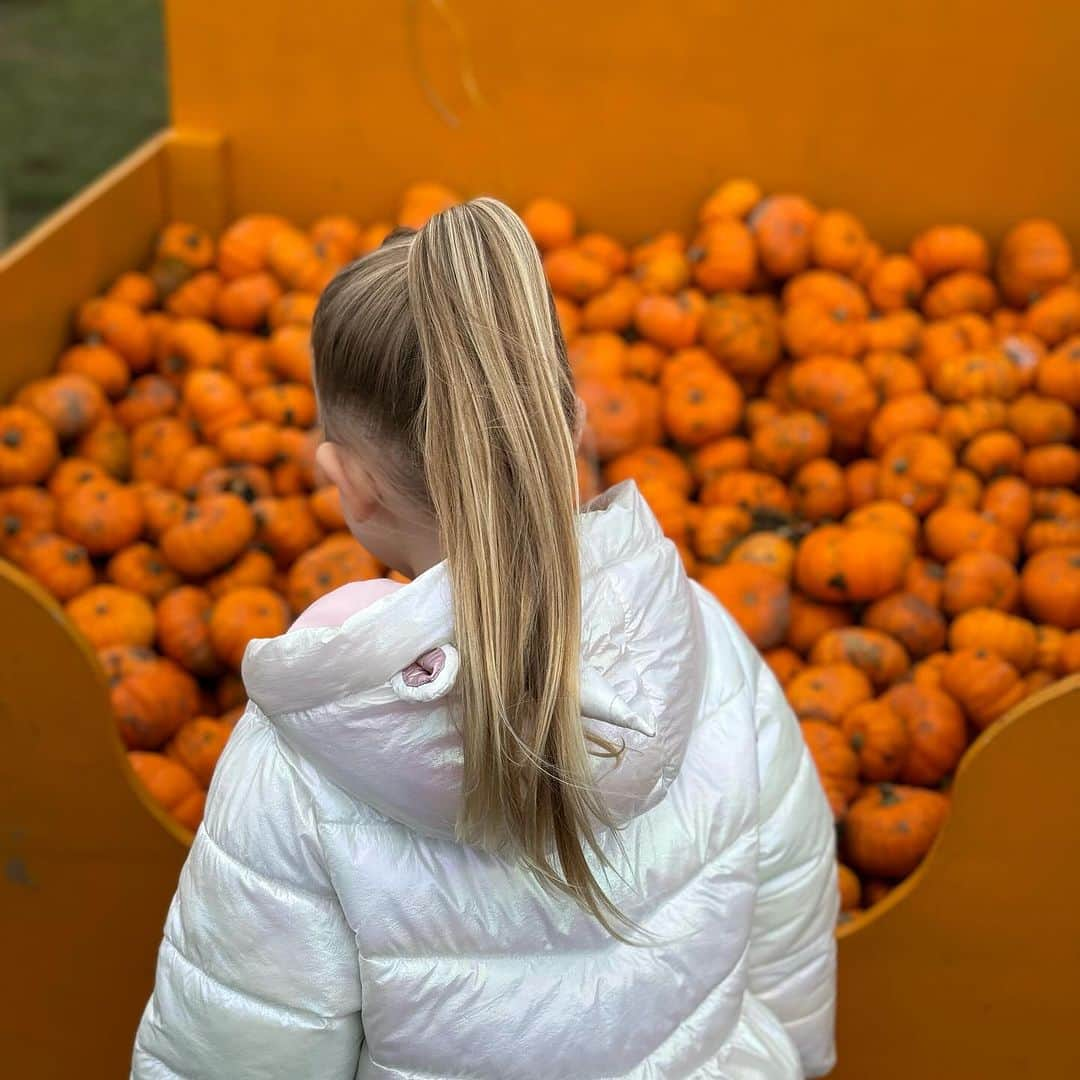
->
[748, 659, 838, 1077]
[132, 712, 363, 1079]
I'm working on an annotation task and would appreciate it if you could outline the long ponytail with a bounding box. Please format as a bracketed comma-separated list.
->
[407, 199, 622, 928]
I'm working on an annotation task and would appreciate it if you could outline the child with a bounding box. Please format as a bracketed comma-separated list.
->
[133, 199, 837, 1078]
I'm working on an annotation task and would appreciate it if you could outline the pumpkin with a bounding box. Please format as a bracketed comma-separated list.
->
[662, 368, 744, 447]
[922, 272, 998, 320]
[160, 493, 257, 577]
[932, 350, 1022, 403]
[787, 663, 873, 725]
[962, 430, 1024, 479]
[785, 595, 852, 656]
[699, 562, 790, 648]
[810, 627, 910, 689]
[576, 380, 644, 461]
[520, 198, 576, 252]
[904, 558, 945, 609]
[844, 783, 950, 878]
[56, 480, 143, 556]
[790, 458, 847, 522]
[206, 548, 277, 599]
[923, 506, 1018, 563]
[137, 484, 188, 539]
[228, 338, 278, 390]
[197, 464, 273, 504]
[868, 255, 926, 311]
[633, 290, 705, 349]
[636, 481, 695, 546]
[166, 717, 232, 787]
[700, 469, 792, 514]
[156, 222, 214, 271]
[252, 496, 325, 569]
[838, 864, 862, 912]
[1021, 547, 1080, 630]
[577, 233, 628, 274]
[127, 751, 204, 830]
[845, 500, 920, 542]
[131, 417, 196, 486]
[942, 551, 1020, 615]
[570, 333, 628, 382]
[156, 318, 226, 381]
[309, 485, 347, 531]
[604, 446, 694, 497]
[1026, 290, 1080, 349]
[867, 393, 942, 455]
[763, 647, 804, 687]
[699, 293, 782, 378]
[750, 194, 819, 279]
[165, 271, 223, 319]
[1024, 515, 1080, 555]
[939, 398, 1009, 449]
[881, 683, 967, 787]
[948, 608, 1038, 672]
[810, 210, 869, 274]
[171, 446, 227, 499]
[581, 278, 642, 334]
[544, 248, 612, 302]
[699, 178, 762, 222]
[114, 374, 179, 429]
[782, 298, 865, 358]
[624, 341, 665, 381]
[844, 459, 880, 508]
[76, 299, 153, 371]
[726, 533, 796, 581]
[76, 417, 131, 480]
[209, 586, 291, 669]
[689, 217, 757, 293]
[1061, 632, 1080, 675]
[107, 271, 158, 311]
[942, 468, 983, 509]
[249, 384, 318, 429]
[786, 356, 877, 449]
[267, 292, 318, 332]
[910, 225, 990, 280]
[997, 219, 1073, 306]
[1034, 625, 1065, 673]
[1023, 444, 1080, 488]
[155, 586, 221, 678]
[109, 650, 199, 750]
[66, 585, 156, 649]
[876, 433, 956, 516]
[750, 411, 830, 477]
[57, 343, 130, 399]
[10, 533, 95, 601]
[980, 475, 1032, 537]
[106, 543, 181, 602]
[794, 525, 912, 603]
[842, 700, 910, 781]
[634, 248, 693, 296]
[865, 310, 924, 354]
[0, 486, 56, 557]
[216, 421, 281, 466]
[941, 648, 1025, 728]
[862, 593, 947, 658]
[799, 719, 860, 820]
[287, 534, 382, 612]
[691, 505, 751, 562]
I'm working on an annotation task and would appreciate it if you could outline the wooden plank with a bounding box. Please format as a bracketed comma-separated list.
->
[0, 560, 189, 1078]
[0, 135, 169, 399]
[166, 0, 1080, 247]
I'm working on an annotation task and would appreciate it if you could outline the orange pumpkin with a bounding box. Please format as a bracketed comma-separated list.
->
[160, 494, 256, 577]
[844, 783, 950, 878]
[127, 751, 205, 830]
[106, 543, 181, 602]
[662, 368, 744, 447]
[287, 534, 381, 613]
[941, 648, 1025, 729]
[997, 219, 1073, 306]
[942, 550, 1020, 615]
[923, 506, 1018, 563]
[948, 608, 1038, 672]
[1023, 444, 1080, 488]
[910, 225, 989, 280]
[794, 525, 912, 603]
[691, 505, 751, 562]
[114, 374, 179, 430]
[1026, 289, 1080, 349]
[862, 593, 947, 658]
[166, 717, 232, 787]
[750, 194, 820, 279]
[763, 647, 805, 687]
[209, 586, 291, 669]
[787, 663, 873, 725]
[699, 293, 782, 378]
[56, 480, 143, 556]
[521, 197, 576, 252]
[868, 255, 926, 311]
[1021, 547, 1080, 630]
[0, 486, 56, 557]
[842, 700, 910, 781]
[10, 532, 95, 601]
[750, 411, 830, 477]
[810, 627, 910, 689]
[633, 290, 706, 349]
[604, 446, 694, 497]
[66, 585, 156, 649]
[689, 217, 757, 293]
[904, 557, 945, 609]
[799, 719, 860, 820]
[790, 458, 847, 522]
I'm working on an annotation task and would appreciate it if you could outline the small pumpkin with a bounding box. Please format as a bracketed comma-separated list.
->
[10, 533, 95, 601]
[699, 563, 790, 648]
[206, 548, 277, 599]
[750, 411, 830, 477]
[66, 585, 156, 649]
[786, 356, 877, 450]
[108, 650, 200, 751]
[809, 209, 869, 274]
[787, 663, 873, 725]
[922, 272, 998, 320]
[844, 783, 950, 879]
[903, 558, 945, 609]
[0, 486, 57, 557]
[841, 700, 910, 781]
[14, 373, 107, 442]
[576, 380, 644, 461]
[867, 393, 942, 455]
[845, 500, 920, 543]
[844, 459, 880, 508]
[309, 485, 348, 531]
[909, 225, 989, 280]
[939, 398, 1009, 450]
[862, 593, 947, 658]
[544, 248, 612, 302]
[165, 271, 222, 320]
[209, 586, 291, 669]
[604, 446, 694, 498]
[942, 468, 983, 509]
[1021, 547, 1080, 630]
[634, 290, 706, 349]
[799, 719, 860, 820]
[215, 272, 285, 331]
[785, 595, 853, 656]
[838, 864, 862, 912]
[883, 683, 967, 787]
[156, 586, 219, 675]
[76, 299, 153, 371]
[941, 648, 1025, 729]
[137, 484, 189, 540]
[689, 217, 757, 293]
[127, 751, 205, 830]
[876, 433, 956, 516]
[107, 271, 157, 311]
[56, 480, 144, 556]
[948, 608, 1038, 672]
[809, 627, 911, 689]
[867, 255, 926, 311]
[131, 417, 197, 486]
[997, 219, 1073, 306]
[155, 318, 226, 382]
[932, 350, 1022, 403]
[691, 505, 751, 562]
[57, 343, 131, 399]
[1023, 445, 1080, 488]
[106, 543, 181, 602]
[942, 551, 1020, 615]
[961, 430, 1024, 480]
[160, 493, 257, 577]
[252, 496, 325, 569]
[166, 717, 232, 787]
[581, 278, 642, 334]
[1026, 290, 1080, 350]
[763, 647, 804, 687]
[76, 416, 131, 480]
[114, 375, 179, 430]
[750, 194, 819, 279]
[794, 525, 912, 603]
[980, 475, 1032, 536]
[216, 421, 281, 466]
[865, 310, 924, 354]
[923, 506, 1018, 563]
[662, 368, 744, 447]
[286, 534, 382, 613]
[699, 293, 783, 378]
[790, 458, 847, 522]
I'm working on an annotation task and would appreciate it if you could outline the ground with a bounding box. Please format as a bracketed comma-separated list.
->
[0, 0, 166, 248]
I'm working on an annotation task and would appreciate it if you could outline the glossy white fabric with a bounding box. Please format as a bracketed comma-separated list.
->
[133, 481, 837, 1079]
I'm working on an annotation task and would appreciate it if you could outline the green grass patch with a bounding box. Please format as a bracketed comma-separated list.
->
[0, 0, 167, 246]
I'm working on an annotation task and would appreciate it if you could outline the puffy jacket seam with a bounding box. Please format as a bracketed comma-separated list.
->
[160, 934, 356, 1023]
[198, 826, 337, 904]
[603, 568, 663, 745]
[131, 1037, 195, 1080]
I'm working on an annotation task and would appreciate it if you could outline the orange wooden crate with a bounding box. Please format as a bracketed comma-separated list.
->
[2, 3, 1079, 1076]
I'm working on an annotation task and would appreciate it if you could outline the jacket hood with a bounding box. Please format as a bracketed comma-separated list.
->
[242, 481, 706, 841]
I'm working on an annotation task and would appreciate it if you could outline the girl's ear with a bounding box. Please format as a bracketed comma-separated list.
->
[315, 441, 379, 522]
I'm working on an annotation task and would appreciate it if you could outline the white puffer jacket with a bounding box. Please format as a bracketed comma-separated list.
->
[133, 482, 837, 1079]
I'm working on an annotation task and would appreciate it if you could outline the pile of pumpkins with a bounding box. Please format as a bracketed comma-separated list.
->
[1, 181, 1078, 922]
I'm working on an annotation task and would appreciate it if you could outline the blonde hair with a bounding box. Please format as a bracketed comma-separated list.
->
[312, 198, 623, 931]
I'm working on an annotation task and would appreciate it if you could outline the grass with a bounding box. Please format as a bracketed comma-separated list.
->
[0, 0, 167, 247]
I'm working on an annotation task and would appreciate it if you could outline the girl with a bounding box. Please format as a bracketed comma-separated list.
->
[133, 199, 837, 1079]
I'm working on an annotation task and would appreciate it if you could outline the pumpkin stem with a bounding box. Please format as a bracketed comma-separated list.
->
[878, 782, 900, 806]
